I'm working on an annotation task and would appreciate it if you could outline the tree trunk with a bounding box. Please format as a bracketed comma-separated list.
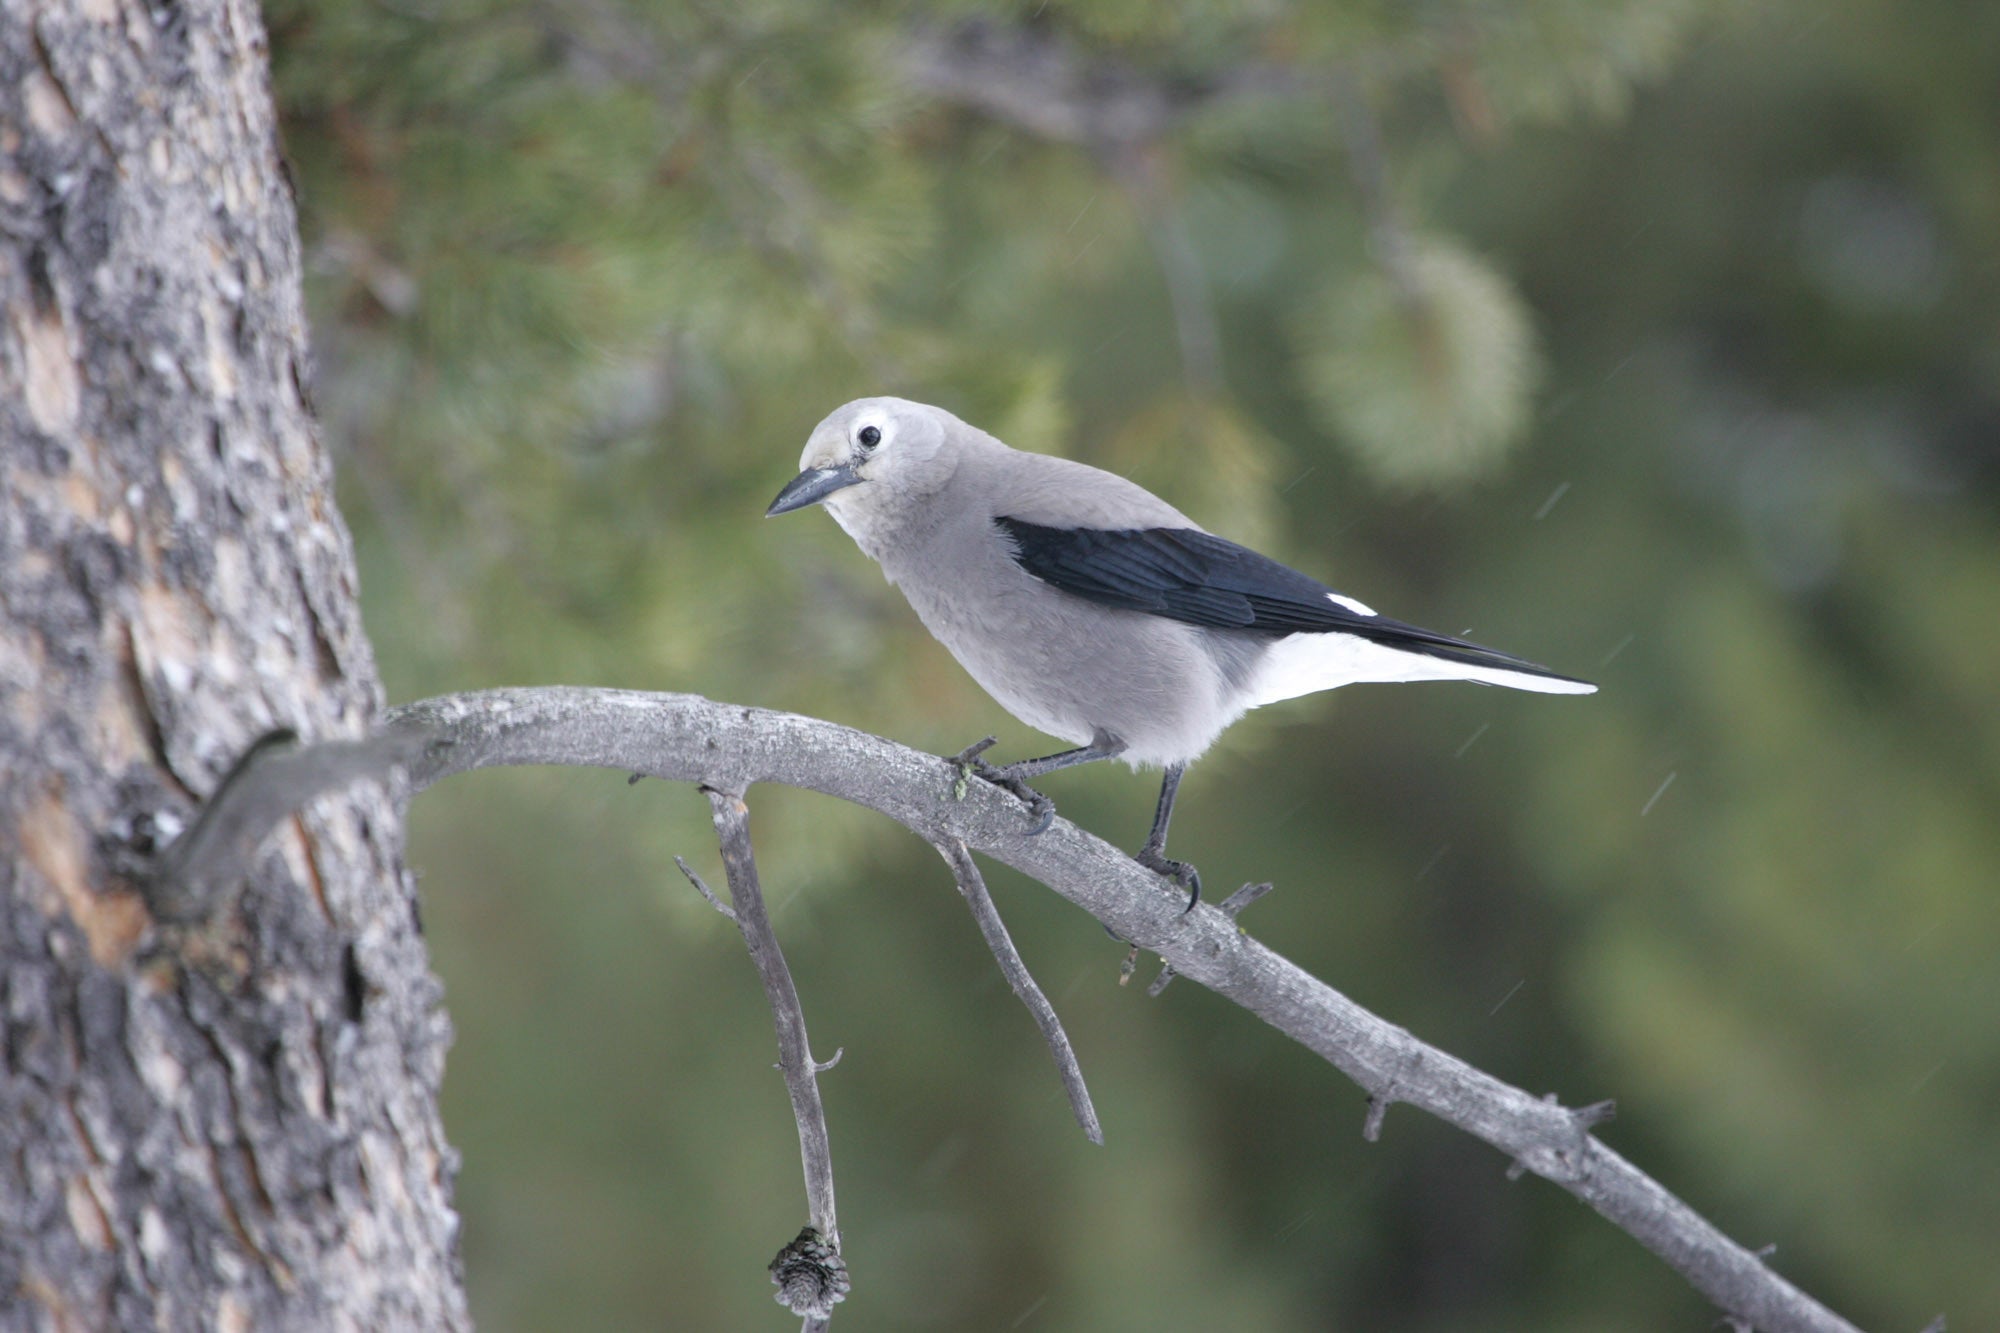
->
[1, 1, 465, 1328]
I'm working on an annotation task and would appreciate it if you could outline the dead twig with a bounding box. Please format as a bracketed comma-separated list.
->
[934, 838, 1102, 1145]
[674, 854, 737, 922]
[1149, 880, 1271, 995]
[697, 787, 849, 1323]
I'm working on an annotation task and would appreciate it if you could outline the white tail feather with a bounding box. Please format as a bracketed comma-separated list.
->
[1246, 631, 1597, 708]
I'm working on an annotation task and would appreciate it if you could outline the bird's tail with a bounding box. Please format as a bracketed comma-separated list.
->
[1245, 624, 1596, 706]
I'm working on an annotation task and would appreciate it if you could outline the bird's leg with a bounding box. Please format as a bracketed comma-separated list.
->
[949, 732, 1124, 836]
[1133, 763, 1201, 913]
[996, 740, 1125, 781]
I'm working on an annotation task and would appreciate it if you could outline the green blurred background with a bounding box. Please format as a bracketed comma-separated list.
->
[267, 2, 1999, 1328]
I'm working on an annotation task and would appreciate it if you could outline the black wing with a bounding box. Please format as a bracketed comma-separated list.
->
[996, 517, 1590, 686]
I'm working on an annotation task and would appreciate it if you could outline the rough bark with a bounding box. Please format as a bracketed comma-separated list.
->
[0, 1, 464, 1329]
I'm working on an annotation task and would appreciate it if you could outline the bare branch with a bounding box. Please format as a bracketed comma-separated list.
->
[694, 787, 848, 1320]
[385, 687, 1870, 1333]
[935, 838, 1102, 1145]
[150, 727, 424, 922]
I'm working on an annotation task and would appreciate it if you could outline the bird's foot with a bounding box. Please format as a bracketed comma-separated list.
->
[1135, 847, 1202, 914]
[948, 738, 1057, 835]
[948, 737, 997, 801]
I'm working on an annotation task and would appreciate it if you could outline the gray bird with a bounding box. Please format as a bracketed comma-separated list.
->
[768, 397, 1595, 907]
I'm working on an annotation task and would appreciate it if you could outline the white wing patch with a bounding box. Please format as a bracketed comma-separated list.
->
[1326, 592, 1377, 617]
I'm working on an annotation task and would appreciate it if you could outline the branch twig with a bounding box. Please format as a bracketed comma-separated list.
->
[1149, 879, 1274, 995]
[934, 838, 1102, 1145]
[377, 687, 1871, 1333]
[674, 854, 737, 921]
[695, 786, 849, 1323]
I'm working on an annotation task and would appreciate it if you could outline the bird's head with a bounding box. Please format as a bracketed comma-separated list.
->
[766, 397, 958, 524]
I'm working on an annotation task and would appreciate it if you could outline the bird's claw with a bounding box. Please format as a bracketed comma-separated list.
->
[1021, 794, 1056, 836]
[947, 739, 1057, 835]
[982, 769, 1056, 835]
[1135, 848, 1202, 914]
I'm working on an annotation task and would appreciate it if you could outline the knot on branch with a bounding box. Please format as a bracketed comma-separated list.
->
[1362, 1048, 1425, 1142]
[1148, 881, 1276, 994]
[769, 1226, 850, 1318]
[1507, 1094, 1615, 1183]
[1363, 1092, 1395, 1143]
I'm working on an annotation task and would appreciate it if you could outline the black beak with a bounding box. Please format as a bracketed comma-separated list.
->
[766, 464, 863, 516]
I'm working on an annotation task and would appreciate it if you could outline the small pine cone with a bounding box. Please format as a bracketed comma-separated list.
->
[769, 1225, 851, 1318]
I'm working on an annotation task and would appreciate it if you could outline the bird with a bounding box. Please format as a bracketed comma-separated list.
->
[767, 396, 1596, 910]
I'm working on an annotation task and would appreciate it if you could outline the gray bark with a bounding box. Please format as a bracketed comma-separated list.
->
[1, 1, 465, 1328]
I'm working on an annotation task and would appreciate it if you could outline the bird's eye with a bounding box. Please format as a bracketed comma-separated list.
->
[858, 425, 882, 450]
